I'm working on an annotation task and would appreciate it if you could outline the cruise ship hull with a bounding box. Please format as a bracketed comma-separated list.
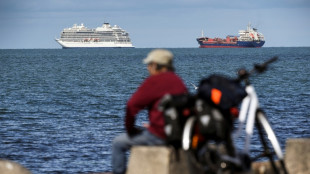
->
[198, 40, 265, 48]
[56, 23, 134, 49]
[56, 39, 134, 48]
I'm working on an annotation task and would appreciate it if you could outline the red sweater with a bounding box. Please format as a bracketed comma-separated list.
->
[125, 72, 187, 139]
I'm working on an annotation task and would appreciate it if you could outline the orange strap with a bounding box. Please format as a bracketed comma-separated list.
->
[191, 134, 199, 149]
[211, 88, 222, 105]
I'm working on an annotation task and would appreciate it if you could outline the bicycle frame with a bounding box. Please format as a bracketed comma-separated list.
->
[233, 84, 284, 160]
[234, 85, 258, 154]
[181, 57, 288, 173]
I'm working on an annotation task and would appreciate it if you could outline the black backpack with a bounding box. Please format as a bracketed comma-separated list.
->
[198, 74, 247, 111]
[158, 94, 196, 148]
[158, 75, 246, 148]
[194, 99, 230, 141]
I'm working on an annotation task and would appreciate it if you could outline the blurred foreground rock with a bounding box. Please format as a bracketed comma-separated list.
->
[0, 160, 31, 174]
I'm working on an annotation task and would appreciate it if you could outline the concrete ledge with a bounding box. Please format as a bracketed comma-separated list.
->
[126, 138, 310, 174]
[126, 146, 271, 174]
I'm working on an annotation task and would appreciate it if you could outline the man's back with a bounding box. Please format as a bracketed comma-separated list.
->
[127, 71, 187, 139]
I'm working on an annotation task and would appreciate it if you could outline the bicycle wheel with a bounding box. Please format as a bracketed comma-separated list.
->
[255, 109, 288, 174]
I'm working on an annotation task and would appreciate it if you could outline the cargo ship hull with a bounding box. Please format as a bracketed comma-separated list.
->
[197, 24, 265, 48]
[198, 40, 265, 48]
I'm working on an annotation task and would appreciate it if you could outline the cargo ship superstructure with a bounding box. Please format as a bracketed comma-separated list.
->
[56, 23, 134, 48]
[197, 24, 265, 48]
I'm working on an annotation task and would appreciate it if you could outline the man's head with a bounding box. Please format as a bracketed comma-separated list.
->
[143, 49, 174, 75]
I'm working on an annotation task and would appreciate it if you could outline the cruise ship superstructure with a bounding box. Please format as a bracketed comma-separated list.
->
[56, 23, 134, 48]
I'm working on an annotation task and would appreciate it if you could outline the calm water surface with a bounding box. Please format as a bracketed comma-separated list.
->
[0, 48, 309, 173]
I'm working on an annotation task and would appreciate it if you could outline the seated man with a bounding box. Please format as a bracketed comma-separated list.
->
[112, 49, 187, 174]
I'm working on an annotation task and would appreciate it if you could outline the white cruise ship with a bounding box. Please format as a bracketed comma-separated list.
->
[55, 23, 134, 48]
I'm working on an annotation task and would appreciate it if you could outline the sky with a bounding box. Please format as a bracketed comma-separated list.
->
[0, 0, 309, 49]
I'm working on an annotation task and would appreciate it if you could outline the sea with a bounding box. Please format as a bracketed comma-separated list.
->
[0, 47, 309, 173]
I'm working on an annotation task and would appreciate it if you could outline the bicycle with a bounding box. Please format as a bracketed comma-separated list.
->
[182, 57, 288, 174]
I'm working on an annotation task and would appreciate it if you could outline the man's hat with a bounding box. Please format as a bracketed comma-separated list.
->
[143, 49, 173, 65]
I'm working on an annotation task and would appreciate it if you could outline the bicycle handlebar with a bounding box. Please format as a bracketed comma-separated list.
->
[252, 56, 278, 73]
[237, 56, 278, 81]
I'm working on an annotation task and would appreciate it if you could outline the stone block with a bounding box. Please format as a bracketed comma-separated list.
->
[126, 146, 190, 174]
[285, 138, 310, 174]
